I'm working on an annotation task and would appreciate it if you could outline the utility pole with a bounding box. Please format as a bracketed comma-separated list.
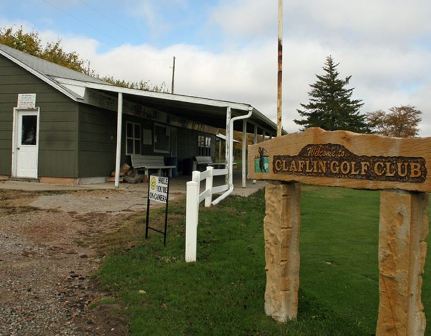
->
[171, 56, 176, 94]
[277, 0, 283, 137]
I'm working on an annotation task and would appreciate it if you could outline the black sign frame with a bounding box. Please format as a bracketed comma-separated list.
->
[145, 175, 170, 246]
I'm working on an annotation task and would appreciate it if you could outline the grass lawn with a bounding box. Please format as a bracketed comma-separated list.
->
[97, 186, 431, 335]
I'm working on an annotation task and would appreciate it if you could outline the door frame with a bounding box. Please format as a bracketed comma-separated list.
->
[11, 107, 40, 178]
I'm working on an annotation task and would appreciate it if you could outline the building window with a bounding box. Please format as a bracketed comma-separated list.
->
[154, 124, 170, 153]
[126, 121, 141, 155]
[198, 135, 211, 156]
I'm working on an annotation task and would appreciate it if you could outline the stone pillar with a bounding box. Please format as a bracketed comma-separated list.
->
[264, 181, 301, 322]
[377, 190, 429, 336]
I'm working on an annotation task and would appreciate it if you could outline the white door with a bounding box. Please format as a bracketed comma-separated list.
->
[15, 111, 39, 178]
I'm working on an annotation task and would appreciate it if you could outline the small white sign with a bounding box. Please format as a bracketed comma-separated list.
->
[149, 176, 169, 204]
[17, 94, 36, 109]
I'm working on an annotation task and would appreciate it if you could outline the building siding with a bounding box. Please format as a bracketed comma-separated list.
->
[0, 55, 78, 177]
[78, 103, 116, 177]
[0, 54, 219, 180]
[177, 128, 216, 174]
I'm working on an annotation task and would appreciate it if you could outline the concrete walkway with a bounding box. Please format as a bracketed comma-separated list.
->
[0, 174, 266, 197]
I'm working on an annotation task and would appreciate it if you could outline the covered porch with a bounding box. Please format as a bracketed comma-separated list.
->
[58, 78, 278, 193]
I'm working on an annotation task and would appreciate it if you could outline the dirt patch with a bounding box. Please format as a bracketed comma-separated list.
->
[0, 188, 169, 336]
[29, 189, 148, 214]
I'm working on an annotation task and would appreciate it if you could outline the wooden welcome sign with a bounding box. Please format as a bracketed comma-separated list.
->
[249, 127, 431, 192]
[248, 128, 429, 335]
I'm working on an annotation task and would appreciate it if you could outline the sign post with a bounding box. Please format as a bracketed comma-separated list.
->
[248, 127, 430, 335]
[145, 175, 170, 246]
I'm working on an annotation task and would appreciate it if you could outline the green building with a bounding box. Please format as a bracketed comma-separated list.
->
[0, 43, 276, 185]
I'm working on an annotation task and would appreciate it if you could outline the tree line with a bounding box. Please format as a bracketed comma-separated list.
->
[0, 26, 422, 137]
[0, 26, 168, 93]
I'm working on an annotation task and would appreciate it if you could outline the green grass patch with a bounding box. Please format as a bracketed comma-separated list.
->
[98, 186, 431, 335]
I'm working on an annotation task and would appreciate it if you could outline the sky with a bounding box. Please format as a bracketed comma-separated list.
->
[0, 0, 430, 134]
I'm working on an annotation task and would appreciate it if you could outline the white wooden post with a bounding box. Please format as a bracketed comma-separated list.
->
[114, 92, 123, 188]
[225, 107, 231, 185]
[185, 180, 200, 262]
[192, 170, 200, 183]
[253, 124, 258, 184]
[242, 119, 247, 188]
[205, 166, 213, 207]
[218, 138, 222, 161]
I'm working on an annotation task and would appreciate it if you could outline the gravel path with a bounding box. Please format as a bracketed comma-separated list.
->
[0, 190, 131, 336]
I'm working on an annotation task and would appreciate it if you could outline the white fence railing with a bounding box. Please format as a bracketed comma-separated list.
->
[185, 166, 228, 262]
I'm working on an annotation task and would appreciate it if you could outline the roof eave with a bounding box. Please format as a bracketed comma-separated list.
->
[59, 79, 278, 133]
[0, 49, 79, 102]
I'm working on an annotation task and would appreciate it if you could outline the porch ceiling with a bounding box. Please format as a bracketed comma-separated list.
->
[126, 92, 228, 128]
[98, 89, 277, 135]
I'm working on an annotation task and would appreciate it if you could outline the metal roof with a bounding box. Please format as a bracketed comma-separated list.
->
[0, 44, 105, 85]
[0, 43, 278, 134]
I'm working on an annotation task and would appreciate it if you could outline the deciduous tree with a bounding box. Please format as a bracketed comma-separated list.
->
[0, 26, 167, 92]
[0, 26, 85, 72]
[0, 27, 41, 56]
[101, 76, 168, 93]
[295, 56, 368, 133]
[367, 105, 422, 137]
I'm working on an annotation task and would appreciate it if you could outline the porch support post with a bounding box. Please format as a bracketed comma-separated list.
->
[242, 119, 247, 188]
[218, 138, 222, 162]
[377, 190, 429, 336]
[252, 124, 258, 184]
[225, 107, 231, 185]
[264, 181, 301, 322]
[114, 92, 123, 188]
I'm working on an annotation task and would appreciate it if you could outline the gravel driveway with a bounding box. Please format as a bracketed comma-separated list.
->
[0, 188, 161, 336]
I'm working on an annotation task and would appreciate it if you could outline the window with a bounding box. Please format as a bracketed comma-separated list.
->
[154, 124, 170, 153]
[21, 115, 37, 145]
[126, 121, 141, 155]
[198, 135, 211, 156]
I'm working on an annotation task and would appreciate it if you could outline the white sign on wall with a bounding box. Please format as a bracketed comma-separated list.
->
[149, 176, 169, 203]
[17, 94, 36, 109]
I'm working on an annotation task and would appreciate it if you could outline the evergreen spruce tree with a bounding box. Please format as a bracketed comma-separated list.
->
[295, 56, 368, 133]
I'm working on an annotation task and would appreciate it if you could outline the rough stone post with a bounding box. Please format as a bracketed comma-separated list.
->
[377, 190, 429, 336]
[264, 181, 301, 322]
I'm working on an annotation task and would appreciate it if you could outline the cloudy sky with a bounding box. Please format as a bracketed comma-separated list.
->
[1, 0, 430, 134]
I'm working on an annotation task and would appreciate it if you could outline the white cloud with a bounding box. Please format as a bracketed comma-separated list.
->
[125, 0, 188, 37]
[0, 19, 100, 61]
[1, 0, 430, 135]
[210, 0, 275, 39]
[38, 33, 431, 136]
[211, 0, 431, 44]
[0, 18, 34, 32]
[208, 0, 431, 134]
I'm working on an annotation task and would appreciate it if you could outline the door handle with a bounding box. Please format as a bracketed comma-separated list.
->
[16, 147, 20, 150]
